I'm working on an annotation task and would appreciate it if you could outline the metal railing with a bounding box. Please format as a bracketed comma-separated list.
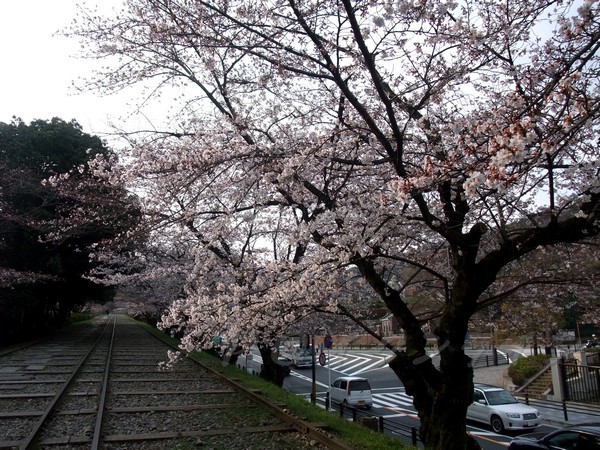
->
[326, 394, 421, 447]
[520, 393, 600, 422]
[470, 349, 509, 368]
[560, 359, 600, 403]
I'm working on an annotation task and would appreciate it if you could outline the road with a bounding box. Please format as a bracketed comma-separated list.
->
[240, 347, 558, 449]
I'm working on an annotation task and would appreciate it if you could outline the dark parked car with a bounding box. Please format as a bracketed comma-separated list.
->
[508, 423, 600, 449]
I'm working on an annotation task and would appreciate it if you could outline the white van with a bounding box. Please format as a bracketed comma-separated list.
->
[330, 376, 373, 409]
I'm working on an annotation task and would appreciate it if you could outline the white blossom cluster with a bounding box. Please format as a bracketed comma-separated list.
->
[0, 267, 62, 288]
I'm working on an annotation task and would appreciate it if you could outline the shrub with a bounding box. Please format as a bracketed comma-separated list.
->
[508, 354, 551, 386]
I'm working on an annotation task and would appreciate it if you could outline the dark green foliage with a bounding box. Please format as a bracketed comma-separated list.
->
[0, 117, 106, 174]
[508, 354, 551, 386]
[0, 117, 138, 345]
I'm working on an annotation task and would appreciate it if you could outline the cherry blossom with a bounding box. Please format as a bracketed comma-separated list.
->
[63, 1, 600, 448]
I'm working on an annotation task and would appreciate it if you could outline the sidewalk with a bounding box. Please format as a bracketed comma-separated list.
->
[473, 364, 600, 428]
[531, 401, 599, 428]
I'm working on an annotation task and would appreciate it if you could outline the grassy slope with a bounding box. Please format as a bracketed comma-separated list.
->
[135, 319, 414, 450]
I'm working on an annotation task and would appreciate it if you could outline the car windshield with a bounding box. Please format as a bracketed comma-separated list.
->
[485, 390, 518, 405]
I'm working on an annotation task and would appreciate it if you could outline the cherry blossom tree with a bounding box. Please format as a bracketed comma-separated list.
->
[488, 238, 600, 349]
[67, 1, 600, 448]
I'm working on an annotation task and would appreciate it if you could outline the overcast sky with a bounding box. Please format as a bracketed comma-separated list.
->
[0, 0, 132, 139]
[0, 1, 573, 145]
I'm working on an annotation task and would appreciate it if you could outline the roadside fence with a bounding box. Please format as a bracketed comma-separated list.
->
[559, 358, 600, 403]
[520, 393, 600, 422]
[470, 349, 510, 369]
[326, 393, 421, 447]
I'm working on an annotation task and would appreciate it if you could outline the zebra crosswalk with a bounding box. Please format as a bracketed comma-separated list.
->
[247, 349, 391, 376]
[324, 352, 390, 376]
[300, 389, 416, 414]
[372, 391, 414, 409]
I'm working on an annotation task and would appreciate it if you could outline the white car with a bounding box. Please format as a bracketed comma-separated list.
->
[467, 384, 541, 433]
[330, 376, 373, 409]
[279, 344, 313, 368]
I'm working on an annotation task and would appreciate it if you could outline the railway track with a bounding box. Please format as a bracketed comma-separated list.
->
[0, 315, 350, 450]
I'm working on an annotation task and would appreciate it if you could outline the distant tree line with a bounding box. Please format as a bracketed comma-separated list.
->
[0, 117, 141, 344]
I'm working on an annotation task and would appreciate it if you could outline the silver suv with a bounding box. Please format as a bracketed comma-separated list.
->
[467, 384, 541, 433]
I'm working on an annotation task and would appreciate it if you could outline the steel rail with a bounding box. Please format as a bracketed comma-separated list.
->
[19, 315, 116, 450]
[91, 315, 117, 450]
[192, 359, 353, 450]
[133, 318, 354, 450]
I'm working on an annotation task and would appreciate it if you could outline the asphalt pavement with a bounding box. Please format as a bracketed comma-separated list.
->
[257, 344, 600, 431]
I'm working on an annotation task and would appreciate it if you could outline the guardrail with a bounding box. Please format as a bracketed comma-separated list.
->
[325, 394, 421, 446]
[519, 394, 600, 422]
[470, 350, 510, 368]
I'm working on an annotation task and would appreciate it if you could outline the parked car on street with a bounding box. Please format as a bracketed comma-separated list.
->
[330, 376, 373, 409]
[280, 344, 313, 368]
[467, 384, 541, 433]
[508, 423, 600, 449]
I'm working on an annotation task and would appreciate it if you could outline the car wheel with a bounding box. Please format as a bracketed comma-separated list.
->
[491, 415, 505, 433]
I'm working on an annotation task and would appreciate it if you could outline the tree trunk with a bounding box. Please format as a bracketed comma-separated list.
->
[426, 344, 480, 450]
[223, 345, 243, 366]
[422, 397, 481, 450]
[354, 255, 484, 448]
[258, 344, 287, 387]
[388, 341, 481, 449]
[385, 277, 483, 450]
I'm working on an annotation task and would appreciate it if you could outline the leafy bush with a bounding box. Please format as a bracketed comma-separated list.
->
[508, 354, 551, 386]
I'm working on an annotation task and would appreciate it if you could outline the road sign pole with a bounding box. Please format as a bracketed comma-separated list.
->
[311, 335, 316, 404]
[327, 347, 331, 411]
[323, 334, 333, 411]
